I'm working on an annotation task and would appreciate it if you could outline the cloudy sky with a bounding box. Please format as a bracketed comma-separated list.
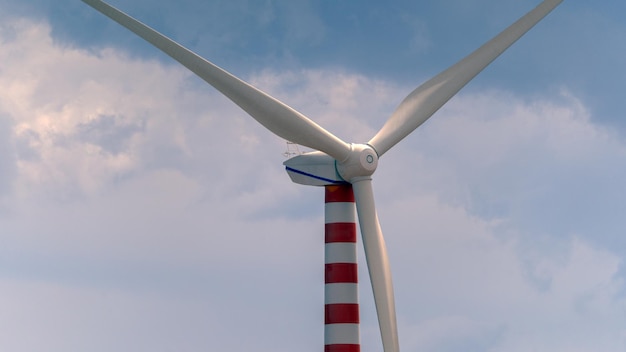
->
[1, 0, 625, 351]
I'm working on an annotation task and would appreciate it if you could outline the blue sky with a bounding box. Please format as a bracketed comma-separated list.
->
[1, 1, 625, 351]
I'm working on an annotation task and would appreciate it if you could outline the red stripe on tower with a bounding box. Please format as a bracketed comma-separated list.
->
[325, 263, 358, 283]
[325, 304, 360, 324]
[325, 185, 355, 203]
[325, 223, 357, 243]
[324, 345, 361, 352]
[324, 185, 360, 352]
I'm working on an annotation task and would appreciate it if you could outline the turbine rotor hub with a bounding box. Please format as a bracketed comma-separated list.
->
[337, 144, 378, 182]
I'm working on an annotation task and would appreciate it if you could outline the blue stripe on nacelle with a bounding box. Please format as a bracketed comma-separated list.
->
[285, 166, 348, 186]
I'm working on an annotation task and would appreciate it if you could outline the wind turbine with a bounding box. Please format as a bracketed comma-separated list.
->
[82, 1, 563, 351]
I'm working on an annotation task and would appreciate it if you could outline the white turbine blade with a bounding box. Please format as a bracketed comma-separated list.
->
[368, 0, 563, 157]
[82, 0, 351, 161]
[352, 178, 399, 352]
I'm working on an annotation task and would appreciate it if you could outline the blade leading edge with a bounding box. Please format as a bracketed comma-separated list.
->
[82, 0, 351, 162]
[352, 178, 399, 352]
[368, 0, 563, 157]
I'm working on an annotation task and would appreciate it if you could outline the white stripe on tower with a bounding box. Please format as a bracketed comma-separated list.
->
[324, 185, 360, 352]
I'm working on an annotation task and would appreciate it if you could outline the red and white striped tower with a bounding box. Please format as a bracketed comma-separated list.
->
[324, 185, 360, 352]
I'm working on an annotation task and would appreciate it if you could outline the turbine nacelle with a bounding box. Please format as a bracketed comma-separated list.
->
[284, 144, 378, 187]
[284, 151, 342, 186]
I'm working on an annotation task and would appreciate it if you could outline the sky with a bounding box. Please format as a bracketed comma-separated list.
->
[1, 0, 625, 351]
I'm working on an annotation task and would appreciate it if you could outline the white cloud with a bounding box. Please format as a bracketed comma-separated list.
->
[1, 16, 625, 352]
[374, 89, 626, 351]
[0, 278, 219, 351]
